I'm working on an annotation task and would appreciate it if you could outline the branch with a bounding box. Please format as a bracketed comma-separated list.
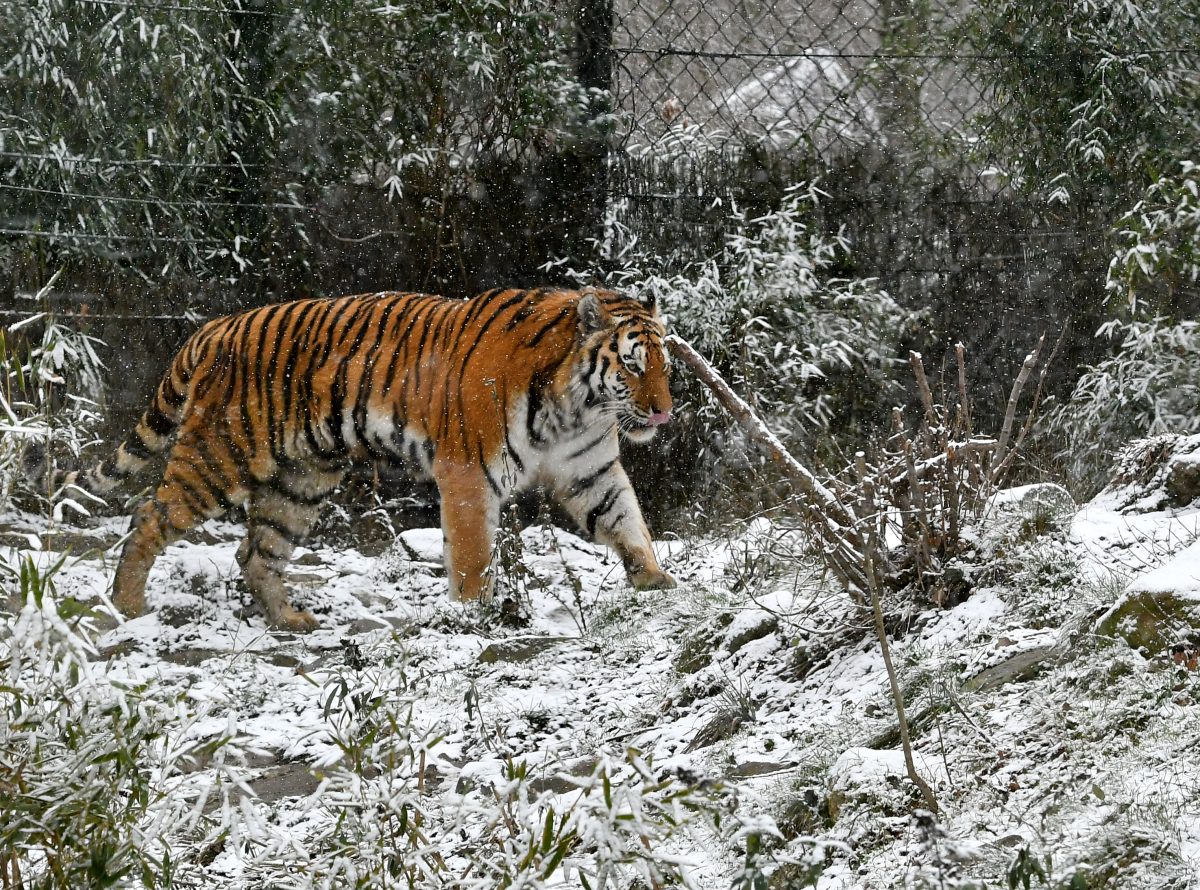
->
[989, 335, 1044, 485]
[666, 334, 869, 596]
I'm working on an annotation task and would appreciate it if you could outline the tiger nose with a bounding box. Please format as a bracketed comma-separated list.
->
[646, 410, 672, 426]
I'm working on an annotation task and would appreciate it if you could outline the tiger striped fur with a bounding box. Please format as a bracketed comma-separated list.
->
[59, 287, 677, 631]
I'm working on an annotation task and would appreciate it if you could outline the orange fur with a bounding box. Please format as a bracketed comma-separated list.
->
[65, 287, 676, 630]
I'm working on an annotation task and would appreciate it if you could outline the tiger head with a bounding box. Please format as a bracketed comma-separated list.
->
[576, 289, 673, 443]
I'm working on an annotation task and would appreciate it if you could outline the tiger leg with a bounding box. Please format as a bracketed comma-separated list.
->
[113, 437, 240, 618]
[435, 462, 501, 602]
[555, 461, 676, 591]
[236, 480, 330, 633]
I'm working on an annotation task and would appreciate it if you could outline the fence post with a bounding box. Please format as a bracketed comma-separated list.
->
[576, 0, 615, 245]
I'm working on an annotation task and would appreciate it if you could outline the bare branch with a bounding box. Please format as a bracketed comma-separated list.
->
[666, 334, 870, 597]
[990, 335, 1044, 485]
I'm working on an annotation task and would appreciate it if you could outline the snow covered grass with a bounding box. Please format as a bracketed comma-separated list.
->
[3, 456, 1200, 887]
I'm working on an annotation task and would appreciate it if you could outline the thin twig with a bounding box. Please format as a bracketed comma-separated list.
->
[991, 328, 1065, 483]
[909, 351, 938, 433]
[863, 514, 939, 814]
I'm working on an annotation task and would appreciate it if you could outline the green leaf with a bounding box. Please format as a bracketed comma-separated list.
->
[542, 805, 555, 852]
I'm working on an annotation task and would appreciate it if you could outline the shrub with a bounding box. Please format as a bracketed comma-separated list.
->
[0, 558, 250, 888]
[0, 274, 105, 514]
[1041, 316, 1200, 495]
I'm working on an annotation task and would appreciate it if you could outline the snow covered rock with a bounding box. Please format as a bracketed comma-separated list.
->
[1096, 538, 1200, 656]
[1096, 433, 1200, 513]
[826, 747, 948, 820]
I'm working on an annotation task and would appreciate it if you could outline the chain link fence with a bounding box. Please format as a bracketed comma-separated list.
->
[605, 0, 1126, 419]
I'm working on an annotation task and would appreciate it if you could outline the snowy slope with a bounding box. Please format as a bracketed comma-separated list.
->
[2, 467, 1200, 887]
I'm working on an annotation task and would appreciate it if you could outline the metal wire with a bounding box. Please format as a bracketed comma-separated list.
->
[0, 181, 306, 211]
[0, 227, 222, 245]
[71, 0, 290, 18]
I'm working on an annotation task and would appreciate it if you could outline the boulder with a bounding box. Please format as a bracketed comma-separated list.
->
[1096, 590, 1200, 657]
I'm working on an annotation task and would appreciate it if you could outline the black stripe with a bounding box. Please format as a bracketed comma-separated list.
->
[479, 443, 503, 497]
[351, 298, 400, 441]
[525, 372, 546, 446]
[566, 429, 610, 461]
[409, 301, 446, 397]
[460, 287, 506, 329]
[586, 487, 622, 537]
[526, 306, 572, 348]
[279, 300, 323, 440]
[570, 459, 616, 497]
[183, 457, 235, 513]
[155, 498, 192, 534]
[242, 303, 285, 460]
[144, 405, 176, 438]
[381, 297, 432, 396]
[253, 514, 305, 546]
[171, 473, 213, 518]
[161, 375, 187, 408]
[122, 435, 153, 460]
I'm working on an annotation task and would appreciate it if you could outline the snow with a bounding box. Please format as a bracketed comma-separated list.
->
[4, 470, 1200, 886]
[1126, 538, 1200, 598]
[828, 747, 949, 791]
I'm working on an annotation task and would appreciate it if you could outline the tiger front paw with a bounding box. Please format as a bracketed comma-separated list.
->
[629, 567, 678, 591]
[270, 606, 321, 634]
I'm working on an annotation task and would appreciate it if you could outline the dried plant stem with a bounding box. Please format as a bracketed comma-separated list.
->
[909, 351, 936, 422]
[862, 504, 939, 814]
[671, 333, 937, 810]
[903, 439, 933, 573]
[990, 335, 1044, 484]
[955, 342, 971, 437]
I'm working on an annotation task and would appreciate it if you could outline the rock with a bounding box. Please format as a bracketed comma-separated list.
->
[962, 646, 1059, 693]
[776, 785, 833, 839]
[477, 635, 573, 664]
[528, 755, 599, 795]
[1166, 452, 1200, 506]
[39, 530, 117, 553]
[988, 482, 1075, 517]
[724, 610, 779, 656]
[159, 600, 207, 628]
[263, 651, 302, 668]
[1096, 589, 1200, 657]
[286, 572, 329, 585]
[768, 861, 825, 889]
[685, 705, 752, 752]
[248, 762, 322, 803]
[674, 611, 735, 674]
[1100, 434, 1200, 512]
[826, 747, 947, 820]
[160, 648, 224, 667]
[95, 638, 141, 661]
[346, 617, 390, 635]
[727, 760, 796, 779]
[983, 483, 1075, 552]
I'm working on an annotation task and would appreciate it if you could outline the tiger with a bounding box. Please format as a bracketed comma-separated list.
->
[49, 286, 678, 632]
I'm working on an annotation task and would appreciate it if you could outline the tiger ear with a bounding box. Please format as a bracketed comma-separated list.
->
[637, 290, 657, 311]
[577, 293, 611, 337]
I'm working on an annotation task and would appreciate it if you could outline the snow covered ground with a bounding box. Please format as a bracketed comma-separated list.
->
[3, 447, 1200, 887]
